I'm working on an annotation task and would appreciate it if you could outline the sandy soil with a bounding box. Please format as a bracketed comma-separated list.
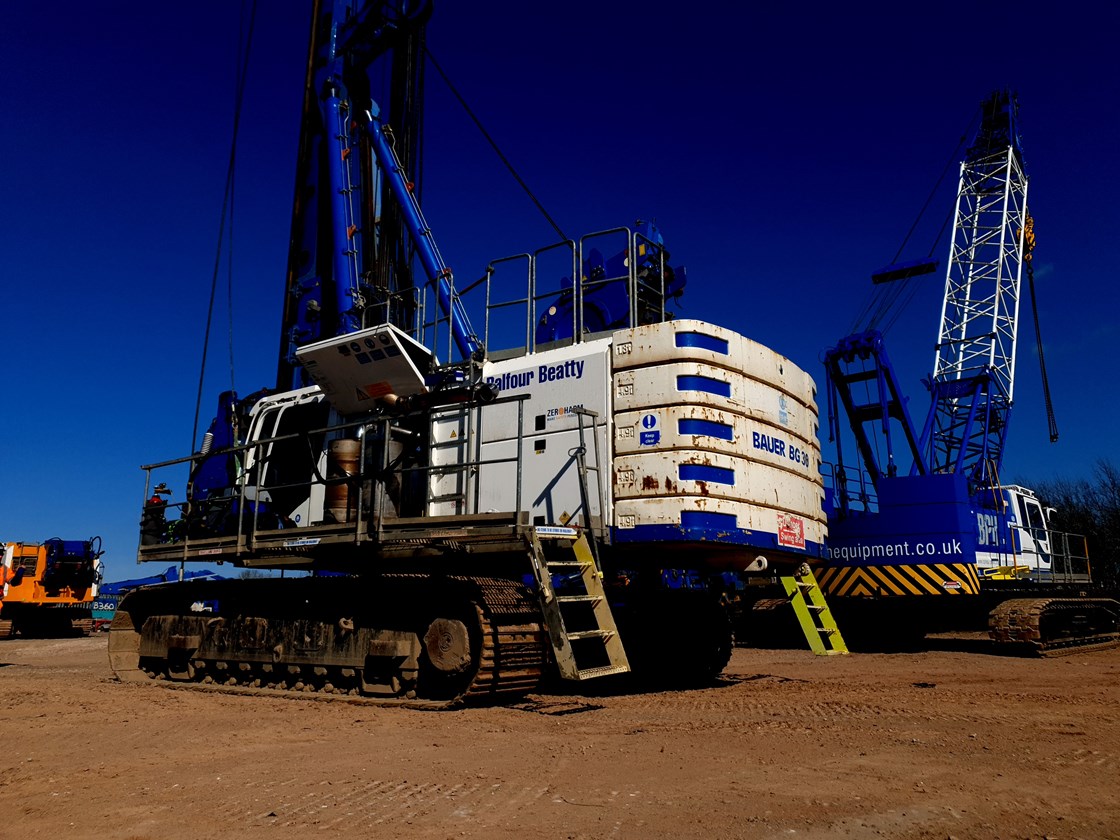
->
[1, 634, 1118, 840]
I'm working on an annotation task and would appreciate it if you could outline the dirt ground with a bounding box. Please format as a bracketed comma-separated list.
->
[1, 635, 1118, 840]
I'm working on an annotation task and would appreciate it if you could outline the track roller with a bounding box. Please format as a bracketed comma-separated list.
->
[108, 575, 548, 708]
[989, 597, 1120, 655]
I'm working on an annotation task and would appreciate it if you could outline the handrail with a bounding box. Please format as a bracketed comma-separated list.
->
[138, 392, 532, 560]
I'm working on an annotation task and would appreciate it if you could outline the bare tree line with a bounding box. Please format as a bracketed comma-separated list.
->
[1032, 460, 1120, 586]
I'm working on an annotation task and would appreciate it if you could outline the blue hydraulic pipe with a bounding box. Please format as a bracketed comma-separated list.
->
[363, 107, 482, 360]
[325, 89, 363, 336]
[875, 360, 897, 477]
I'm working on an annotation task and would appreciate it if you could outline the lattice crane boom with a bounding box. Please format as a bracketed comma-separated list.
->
[919, 90, 1029, 484]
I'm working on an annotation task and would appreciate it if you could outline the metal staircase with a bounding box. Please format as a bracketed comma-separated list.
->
[528, 527, 630, 680]
[780, 564, 848, 655]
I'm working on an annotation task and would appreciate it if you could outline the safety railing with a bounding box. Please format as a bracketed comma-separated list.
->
[1051, 530, 1092, 583]
[361, 284, 424, 342]
[821, 461, 879, 515]
[993, 523, 1093, 584]
[420, 394, 530, 519]
[464, 225, 673, 358]
[136, 393, 535, 565]
[571, 407, 608, 554]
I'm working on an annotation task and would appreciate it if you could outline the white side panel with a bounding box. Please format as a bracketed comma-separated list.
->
[429, 342, 612, 523]
[428, 406, 472, 514]
[2, 544, 11, 598]
[478, 339, 613, 441]
[285, 452, 328, 527]
[458, 429, 607, 526]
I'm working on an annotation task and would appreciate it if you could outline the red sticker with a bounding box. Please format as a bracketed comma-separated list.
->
[777, 514, 805, 549]
[361, 381, 394, 397]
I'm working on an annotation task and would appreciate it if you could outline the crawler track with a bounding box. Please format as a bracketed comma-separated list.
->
[989, 597, 1120, 656]
[109, 575, 548, 708]
[0, 610, 92, 639]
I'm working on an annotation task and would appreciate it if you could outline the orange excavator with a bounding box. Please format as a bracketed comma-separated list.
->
[1, 538, 104, 637]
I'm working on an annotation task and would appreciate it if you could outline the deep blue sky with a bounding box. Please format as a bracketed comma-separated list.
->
[2, 2, 1117, 583]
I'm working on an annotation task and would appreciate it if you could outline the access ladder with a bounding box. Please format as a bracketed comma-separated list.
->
[528, 527, 630, 680]
[780, 564, 848, 655]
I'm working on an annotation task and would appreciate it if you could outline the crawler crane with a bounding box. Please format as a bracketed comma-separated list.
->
[108, 1, 830, 705]
[819, 91, 1119, 653]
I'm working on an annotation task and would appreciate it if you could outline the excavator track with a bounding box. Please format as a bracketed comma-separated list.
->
[108, 574, 548, 708]
[989, 597, 1120, 656]
[0, 611, 91, 639]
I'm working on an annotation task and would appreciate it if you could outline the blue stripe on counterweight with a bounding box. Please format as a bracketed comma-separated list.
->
[679, 464, 735, 485]
[675, 332, 729, 354]
[677, 418, 734, 440]
[611, 523, 825, 558]
[676, 374, 731, 397]
[680, 510, 737, 530]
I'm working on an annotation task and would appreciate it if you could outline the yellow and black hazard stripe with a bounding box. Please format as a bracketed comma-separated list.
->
[815, 562, 981, 597]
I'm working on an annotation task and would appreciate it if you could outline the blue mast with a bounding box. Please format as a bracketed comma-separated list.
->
[276, 0, 480, 392]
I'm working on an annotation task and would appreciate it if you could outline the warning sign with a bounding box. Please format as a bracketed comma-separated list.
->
[361, 380, 394, 398]
[639, 413, 660, 447]
[776, 513, 805, 549]
[354, 381, 393, 402]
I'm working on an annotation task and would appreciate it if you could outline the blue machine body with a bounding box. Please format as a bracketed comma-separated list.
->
[40, 537, 102, 590]
[94, 566, 226, 624]
[822, 328, 1023, 593]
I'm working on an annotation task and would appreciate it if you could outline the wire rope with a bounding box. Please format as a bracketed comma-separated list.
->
[191, 0, 258, 453]
[847, 105, 980, 336]
[424, 45, 568, 243]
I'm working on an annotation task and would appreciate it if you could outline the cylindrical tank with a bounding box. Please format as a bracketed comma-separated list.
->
[326, 439, 361, 523]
